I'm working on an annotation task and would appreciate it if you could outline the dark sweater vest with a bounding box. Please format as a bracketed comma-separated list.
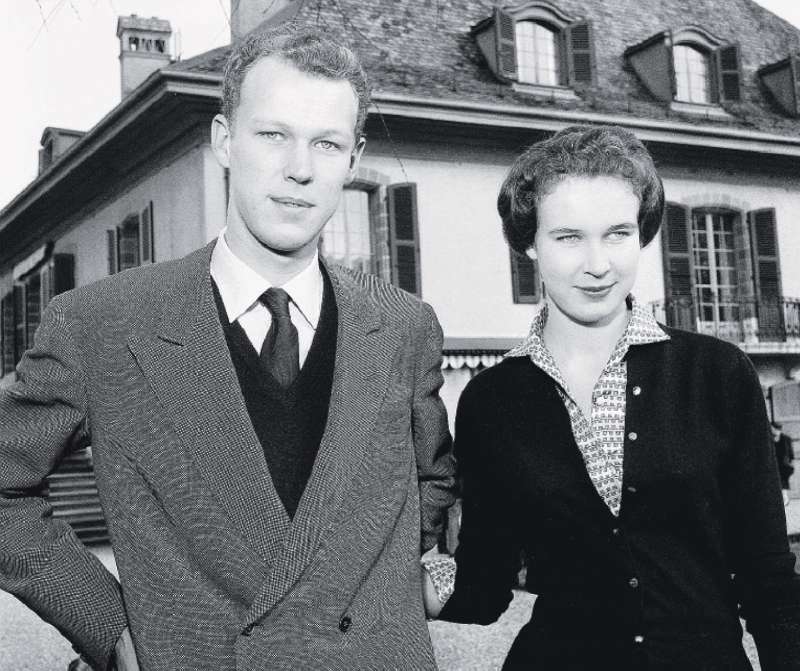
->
[212, 269, 337, 518]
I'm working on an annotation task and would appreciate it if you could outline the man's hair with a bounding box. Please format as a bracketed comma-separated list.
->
[221, 24, 371, 139]
[498, 125, 665, 254]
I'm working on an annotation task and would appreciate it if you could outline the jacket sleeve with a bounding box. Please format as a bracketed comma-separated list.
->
[727, 353, 800, 670]
[0, 293, 128, 670]
[437, 376, 520, 624]
[412, 302, 457, 553]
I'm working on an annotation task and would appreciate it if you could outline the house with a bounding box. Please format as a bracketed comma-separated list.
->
[2, 0, 800, 525]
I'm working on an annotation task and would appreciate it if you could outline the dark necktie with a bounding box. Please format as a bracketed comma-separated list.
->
[259, 287, 300, 387]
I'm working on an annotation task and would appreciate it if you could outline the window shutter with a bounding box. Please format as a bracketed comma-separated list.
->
[13, 284, 26, 364]
[510, 251, 541, 303]
[1, 292, 14, 376]
[624, 32, 675, 102]
[387, 183, 421, 296]
[141, 202, 154, 263]
[40, 263, 53, 310]
[493, 6, 517, 80]
[715, 44, 742, 103]
[107, 229, 118, 275]
[25, 275, 42, 351]
[52, 254, 75, 296]
[661, 202, 695, 329]
[748, 208, 784, 339]
[565, 20, 595, 86]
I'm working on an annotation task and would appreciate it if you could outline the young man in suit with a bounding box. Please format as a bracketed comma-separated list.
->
[0, 25, 455, 670]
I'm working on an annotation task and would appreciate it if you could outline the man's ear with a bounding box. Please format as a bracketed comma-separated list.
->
[346, 137, 367, 183]
[211, 114, 232, 168]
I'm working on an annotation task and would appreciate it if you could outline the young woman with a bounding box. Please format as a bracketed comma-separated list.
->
[424, 126, 800, 670]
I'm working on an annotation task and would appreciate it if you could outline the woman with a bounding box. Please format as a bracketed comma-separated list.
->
[424, 126, 800, 670]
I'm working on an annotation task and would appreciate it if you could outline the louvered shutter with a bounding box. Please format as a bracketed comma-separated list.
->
[141, 202, 154, 263]
[494, 6, 517, 80]
[13, 284, 25, 363]
[52, 254, 75, 296]
[510, 251, 541, 303]
[387, 183, 421, 296]
[25, 274, 41, 349]
[565, 20, 595, 86]
[107, 229, 118, 275]
[1, 293, 14, 376]
[748, 208, 784, 340]
[661, 203, 695, 329]
[715, 44, 743, 103]
[40, 263, 53, 310]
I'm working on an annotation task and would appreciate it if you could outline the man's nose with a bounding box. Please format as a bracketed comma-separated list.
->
[283, 143, 313, 184]
[584, 241, 611, 276]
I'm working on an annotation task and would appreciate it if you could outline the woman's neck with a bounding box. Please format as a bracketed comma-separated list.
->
[542, 299, 630, 362]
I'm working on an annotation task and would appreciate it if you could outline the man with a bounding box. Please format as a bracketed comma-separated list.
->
[772, 421, 795, 506]
[0, 25, 455, 670]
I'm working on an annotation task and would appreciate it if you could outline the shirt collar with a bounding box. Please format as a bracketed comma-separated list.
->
[506, 296, 669, 361]
[209, 228, 323, 329]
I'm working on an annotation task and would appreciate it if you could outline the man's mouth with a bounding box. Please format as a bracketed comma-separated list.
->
[271, 196, 313, 208]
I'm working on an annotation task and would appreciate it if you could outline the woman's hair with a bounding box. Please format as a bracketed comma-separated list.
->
[498, 125, 665, 254]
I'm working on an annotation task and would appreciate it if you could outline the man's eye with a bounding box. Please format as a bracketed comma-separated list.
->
[258, 131, 282, 140]
[316, 140, 341, 151]
[557, 234, 580, 242]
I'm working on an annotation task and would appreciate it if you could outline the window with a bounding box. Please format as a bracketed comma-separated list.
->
[758, 54, 800, 118]
[673, 44, 711, 104]
[0, 253, 75, 376]
[510, 251, 542, 304]
[625, 29, 742, 106]
[108, 202, 155, 275]
[661, 203, 784, 340]
[320, 182, 422, 296]
[472, 4, 595, 89]
[322, 189, 373, 275]
[515, 21, 560, 86]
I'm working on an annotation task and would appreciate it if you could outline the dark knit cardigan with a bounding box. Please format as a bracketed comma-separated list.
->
[439, 327, 800, 671]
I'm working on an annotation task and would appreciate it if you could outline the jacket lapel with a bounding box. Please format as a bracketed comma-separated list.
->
[246, 264, 399, 624]
[127, 244, 290, 568]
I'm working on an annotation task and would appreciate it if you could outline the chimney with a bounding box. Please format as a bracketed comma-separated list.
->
[231, 0, 302, 42]
[117, 15, 172, 98]
[38, 127, 85, 174]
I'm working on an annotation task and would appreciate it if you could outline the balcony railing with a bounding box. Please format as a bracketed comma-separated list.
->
[649, 297, 800, 344]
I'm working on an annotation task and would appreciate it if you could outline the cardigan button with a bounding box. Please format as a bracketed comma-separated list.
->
[634, 634, 645, 644]
[628, 577, 639, 589]
[632, 386, 642, 396]
[626, 485, 637, 494]
[628, 431, 638, 441]
[611, 527, 621, 536]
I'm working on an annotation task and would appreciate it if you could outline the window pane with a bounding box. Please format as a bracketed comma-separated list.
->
[674, 44, 710, 103]
[322, 189, 374, 275]
[515, 21, 560, 86]
[118, 219, 140, 271]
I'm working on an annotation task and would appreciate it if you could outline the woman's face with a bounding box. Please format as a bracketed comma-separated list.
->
[528, 175, 641, 328]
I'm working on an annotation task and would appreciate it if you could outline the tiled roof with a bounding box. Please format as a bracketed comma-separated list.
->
[164, 0, 800, 138]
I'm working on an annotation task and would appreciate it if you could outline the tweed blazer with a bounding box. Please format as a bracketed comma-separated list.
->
[0, 243, 456, 671]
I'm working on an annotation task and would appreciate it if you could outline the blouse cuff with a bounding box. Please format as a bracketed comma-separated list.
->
[422, 555, 456, 607]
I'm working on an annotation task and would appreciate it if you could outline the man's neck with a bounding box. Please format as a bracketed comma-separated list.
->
[224, 229, 318, 286]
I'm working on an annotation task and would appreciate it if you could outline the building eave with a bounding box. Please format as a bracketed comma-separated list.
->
[0, 70, 222, 233]
[371, 92, 800, 158]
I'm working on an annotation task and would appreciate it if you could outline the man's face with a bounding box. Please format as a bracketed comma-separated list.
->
[212, 55, 364, 266]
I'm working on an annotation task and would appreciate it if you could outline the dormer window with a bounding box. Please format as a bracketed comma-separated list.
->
[673, 43, 711, 104]
[625, 27, 742, 111]
[515, 21, 561, 86]
[471, 2, 595, 93]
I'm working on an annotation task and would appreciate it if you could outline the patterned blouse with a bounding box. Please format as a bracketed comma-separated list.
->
[424, 298, 669, 607]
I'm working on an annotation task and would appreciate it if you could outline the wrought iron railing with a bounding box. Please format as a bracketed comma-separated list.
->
[648, 297, 800, 343]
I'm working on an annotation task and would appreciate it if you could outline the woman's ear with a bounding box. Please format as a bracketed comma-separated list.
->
[524, 246, 538, 261]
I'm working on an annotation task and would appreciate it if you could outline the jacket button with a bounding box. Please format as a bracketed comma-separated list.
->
[628, 431, 638, 441]
[339, 615, 352, 633]
[628, 577, 639, 589]
[632, 386, 641, 396]
[242, 623, 255, 636]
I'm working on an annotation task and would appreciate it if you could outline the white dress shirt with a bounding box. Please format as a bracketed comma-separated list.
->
[210, 230, 324, 368]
